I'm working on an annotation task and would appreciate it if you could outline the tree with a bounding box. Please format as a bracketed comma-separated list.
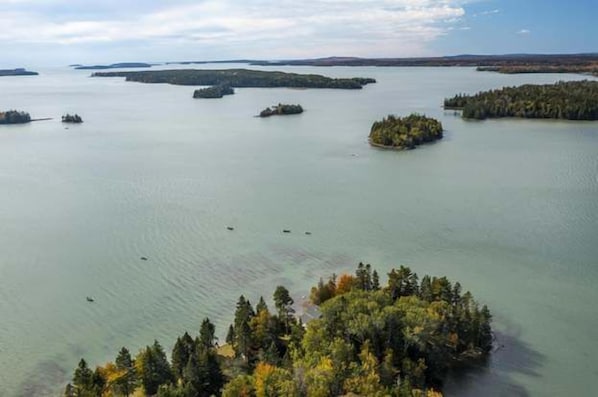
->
[73, 359, 94, 392]
[222, 375, 255, 397]
[256, 296, 268, 313]
[335, 274, 355, 295]
[273, 286, 295, 333]
[172, 334, 194, 381]
[136, 340, 173, 395]
[198, 318, 216, 350]
[226, 324, 234, 345]
[387, 266, 418, 300]
[113, 347, 136, 396]
[233, 296, 256, 362]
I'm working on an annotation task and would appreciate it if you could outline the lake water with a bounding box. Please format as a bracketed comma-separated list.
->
[0, 65, 596, 396]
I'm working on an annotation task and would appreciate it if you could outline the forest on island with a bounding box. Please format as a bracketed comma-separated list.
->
[369, 114, 443, 150]
[193, 84, 235, 99]
[259, 104, 303, 117]
[64, 263, 491, 397]
[93, 69, 376, 90]
[0, 110, 31, 124]
[444, 80, 598, 120]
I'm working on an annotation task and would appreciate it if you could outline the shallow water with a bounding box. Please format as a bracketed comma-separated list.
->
[0, 65, 596, 396]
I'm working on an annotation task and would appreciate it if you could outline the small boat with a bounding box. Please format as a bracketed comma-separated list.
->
[227, 226, 234, 231]
[140, 257, 148, 261]
[305, 231, 312, 235]
[283, 229, 291, 233]
[86, 297, 94, 302]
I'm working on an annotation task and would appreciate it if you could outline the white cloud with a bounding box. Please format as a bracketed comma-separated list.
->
[0, 0, 476, 59]
[481, 9, 500, 15]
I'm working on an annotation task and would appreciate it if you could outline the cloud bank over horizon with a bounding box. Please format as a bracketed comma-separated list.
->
[0, 0, 595, 66]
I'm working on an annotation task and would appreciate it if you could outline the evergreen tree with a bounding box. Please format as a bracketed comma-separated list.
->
[256, 296, 268, 313]
[198, 318, 216, 350]
[137, 340, 173, 395]
[372, 270, 380, 291]
[172, 336, 191, 381]
[233, 295, 255, 362]
[225, 324, 234, 345]
[73, 359, 94, 392]
[479, 305, 493, 353]
[273, 286, 295, 333]
[114, 347, 136, 396]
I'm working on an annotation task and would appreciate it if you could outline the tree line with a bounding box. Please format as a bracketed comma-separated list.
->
[65, 263, 491, 396]
[444, 80, 598, 120]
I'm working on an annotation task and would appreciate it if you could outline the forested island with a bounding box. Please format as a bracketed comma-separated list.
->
[0, 110, 31, 124]
[62, 114, 83, 123]
[64, 263, 491, 397]
[74, 63, 152, 70]
[0, 68, 38, 76]
[444, 80, 598, 120]
[369, 114, 443, 150]
[259, 104, 303, 117]
[92, 69, 376, 89]
[193, 84, 235, 98]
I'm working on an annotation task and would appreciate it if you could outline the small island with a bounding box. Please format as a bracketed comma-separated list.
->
[0, 68, 38, 77]
[64, 262, 491, 397]
[0, 110, 31, 124]
[193, 84, 234, 98]
[62, 114, 83, 123]
[369, 113, 443, 150]
[444, 80, 598, 120]
[259, 103, 303, 117]
[92, 68, 376, 89]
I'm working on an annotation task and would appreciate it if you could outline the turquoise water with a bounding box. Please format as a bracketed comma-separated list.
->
[0, 65, 596, 396]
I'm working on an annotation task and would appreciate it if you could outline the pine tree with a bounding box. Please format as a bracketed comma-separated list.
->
[137, 341, 173, 395]
[198, 318, 216, 350]
[256, 296, 268, 313]
[114, 347, 136, 396]
[273, 286, 295, 333]
[73, 359, 93, 392]
[225, 324, 234, 345]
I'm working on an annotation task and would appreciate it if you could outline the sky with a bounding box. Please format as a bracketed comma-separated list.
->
[0, 0, 596, 67]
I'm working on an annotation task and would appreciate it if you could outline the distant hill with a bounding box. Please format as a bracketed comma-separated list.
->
[247, 53, 598, 69]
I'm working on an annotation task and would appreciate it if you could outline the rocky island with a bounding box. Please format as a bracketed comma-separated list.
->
[193, 84, 234, 98]
[259, 103, 303, 117]
[369, 113, 443, 150]
[0, 110, 31, 124]
[92, 68, 375, 89]
[444, 80, 598, 120]
[62, 114, 83, 123]
[0, 68, 38, 77]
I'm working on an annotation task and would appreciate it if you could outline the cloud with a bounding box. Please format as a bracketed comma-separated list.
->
[517, 29, 531, 35]
[480, 9, 500, 15]
[0, 0, 476, 58]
